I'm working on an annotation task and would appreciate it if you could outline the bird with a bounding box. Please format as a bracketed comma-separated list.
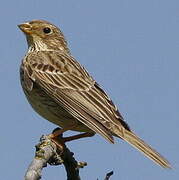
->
[18, 19, 170, 168]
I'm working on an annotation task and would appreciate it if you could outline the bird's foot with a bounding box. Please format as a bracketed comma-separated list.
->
[48, 127, 95, 150]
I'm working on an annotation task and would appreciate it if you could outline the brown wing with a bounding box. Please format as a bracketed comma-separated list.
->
[23, 51, 130, 143]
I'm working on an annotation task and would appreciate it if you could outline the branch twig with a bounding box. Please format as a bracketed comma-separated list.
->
[104, 171, 114, 180]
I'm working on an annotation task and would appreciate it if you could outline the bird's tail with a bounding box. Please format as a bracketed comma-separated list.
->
[114, 127, 171, 168]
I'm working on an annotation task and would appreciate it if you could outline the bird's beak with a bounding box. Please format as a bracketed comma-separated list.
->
[18, 22, 32, 35]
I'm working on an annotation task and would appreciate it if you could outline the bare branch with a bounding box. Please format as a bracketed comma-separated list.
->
[24, 134, 86, 180]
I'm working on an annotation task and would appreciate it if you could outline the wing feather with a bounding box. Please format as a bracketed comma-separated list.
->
[22, 51, 171, 168]
[37, 78, 114, 143]
[24, 51, 129, 142]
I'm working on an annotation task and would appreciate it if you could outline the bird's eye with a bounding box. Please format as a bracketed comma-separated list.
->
[43, 27, 52, 34]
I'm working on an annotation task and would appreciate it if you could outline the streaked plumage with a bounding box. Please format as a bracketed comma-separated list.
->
[18, 20, 171, 168]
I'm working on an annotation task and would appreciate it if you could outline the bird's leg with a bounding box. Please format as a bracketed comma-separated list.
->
[48, 126, 76, 139]
[52, 132, 95, 149]
[62, 132, 95, 142]
[48, 127, 95, 149]
[48, 124, 95, 149]
[47, 125, 77, 149]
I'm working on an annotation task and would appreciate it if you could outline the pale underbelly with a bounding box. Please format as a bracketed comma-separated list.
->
[24, 87, 93, 133]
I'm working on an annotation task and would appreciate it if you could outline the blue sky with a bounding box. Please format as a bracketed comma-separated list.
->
[0, 0, 178, 179]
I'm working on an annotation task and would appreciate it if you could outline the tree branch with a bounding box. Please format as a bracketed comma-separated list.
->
[24, 134, 86, 180]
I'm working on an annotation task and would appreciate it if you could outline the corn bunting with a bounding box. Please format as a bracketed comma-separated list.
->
[18, 20, 170, 168]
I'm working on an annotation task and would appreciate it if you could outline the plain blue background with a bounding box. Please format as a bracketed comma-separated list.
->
[0, 0, 178, 179]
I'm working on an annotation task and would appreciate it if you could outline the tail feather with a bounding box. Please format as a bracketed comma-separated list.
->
[114, 127, 171, 168]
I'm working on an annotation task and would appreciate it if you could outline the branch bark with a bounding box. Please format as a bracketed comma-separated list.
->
[24, 129, 113, 180]
[24, 134, 86, 180]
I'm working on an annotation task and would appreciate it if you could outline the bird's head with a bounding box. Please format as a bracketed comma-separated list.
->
[18, 20, 70, 53]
